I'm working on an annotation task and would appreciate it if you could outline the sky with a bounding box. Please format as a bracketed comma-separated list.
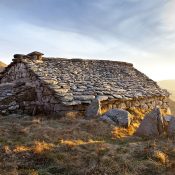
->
[0, 0, 175, 81]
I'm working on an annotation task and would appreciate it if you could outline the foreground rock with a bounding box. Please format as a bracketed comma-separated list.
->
[167, 116, 175, 137]
[136, 108, 164, 137]
[85, 97, 101, 118]
[101, 109, 131, 127]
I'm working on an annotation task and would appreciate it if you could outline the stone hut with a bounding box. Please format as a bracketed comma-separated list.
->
[0, 52, 170, 117]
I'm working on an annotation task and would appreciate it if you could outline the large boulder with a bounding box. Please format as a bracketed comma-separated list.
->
[167, 116, 175, 137]
[101, 109, 131, 127]
[135, 108, 164, 137]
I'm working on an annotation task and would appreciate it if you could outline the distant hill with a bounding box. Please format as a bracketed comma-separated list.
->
[158, 80, 175, 101]
[0, 61, 6, 72]
[168, 98, 175, 115]
[158, 80, 175, 91]
[158, 80, 175, 114]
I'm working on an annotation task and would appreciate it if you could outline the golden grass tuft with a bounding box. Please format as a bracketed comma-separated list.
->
[153, 150, 169, 164]
[32, 141, 55, 154]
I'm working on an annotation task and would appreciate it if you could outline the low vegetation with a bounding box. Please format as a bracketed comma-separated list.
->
[0, 110, 175, 175]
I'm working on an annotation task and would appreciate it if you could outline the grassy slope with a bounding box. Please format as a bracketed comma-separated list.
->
[0, 113, 175, 175]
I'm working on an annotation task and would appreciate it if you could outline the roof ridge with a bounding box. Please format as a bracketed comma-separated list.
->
[43, 57, 133, 66]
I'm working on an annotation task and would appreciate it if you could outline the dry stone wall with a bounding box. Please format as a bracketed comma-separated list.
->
[101, 96, 169, 115]
[0, 62, 87, 117]
[0, 57, 170, 117]
[0, 82, 36, 115]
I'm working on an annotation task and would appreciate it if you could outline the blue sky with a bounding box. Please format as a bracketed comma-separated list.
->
[0, 0, 175, 80]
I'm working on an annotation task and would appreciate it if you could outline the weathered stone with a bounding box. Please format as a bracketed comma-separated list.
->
[113, 94, 122, 99]
[85, 98, 101, 118]
[136, 108, 164, 137]
[164, 115, 173, 122]
[101, 109, 131, 127]
[100, 114, 117, 125]
[61, 95, 74, 102]
[167, 116, 175, 137]
[97, 96, 108, 101]
[53, 88, 69, 94]
[8, 105, 19, 111]
[118, 103, 127, 109]
[62, 101, 82, 106]
[74, 95, 95, 101]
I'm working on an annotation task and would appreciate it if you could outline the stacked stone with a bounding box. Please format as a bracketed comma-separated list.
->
[0, 54, 170, 117]
[0, 82, 36, 115]
[100, 96, 169, 114]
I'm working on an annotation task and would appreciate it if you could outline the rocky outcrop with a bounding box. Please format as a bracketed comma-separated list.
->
[101, 109, 131, 127]
[135, 108, 164, 137]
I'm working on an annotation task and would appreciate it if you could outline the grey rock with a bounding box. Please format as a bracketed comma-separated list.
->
[102, 109, 131, 127]
[167, 116, 175, 137]
[164, 115, 174, 122]
[96, 96, 108, 101]
[136, 108, 164, 137]
[85, 98, 101, 118]
[61, 95, 74, 102]
[100, 115, 116, 125]
[8, 105, 19, 111]
[62, 100, 82, 106]
[74, 95, 95, 101]
[113, 94, 122, 99]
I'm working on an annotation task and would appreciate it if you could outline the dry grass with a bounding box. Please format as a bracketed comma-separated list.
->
[0, 112, 175, 175]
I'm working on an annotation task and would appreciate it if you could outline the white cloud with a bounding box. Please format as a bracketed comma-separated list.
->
[161, 0, 175, 32]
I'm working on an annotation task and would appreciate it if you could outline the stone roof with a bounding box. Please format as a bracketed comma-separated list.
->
[0, 55, 169, 105]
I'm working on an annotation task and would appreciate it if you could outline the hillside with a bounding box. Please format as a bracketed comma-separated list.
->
[0, 113, 175, 175]
[0, 61, 6, 72]
[158, 80, 175, 90]
[168, 98, 175, 115]
[158, 80, 175, 101]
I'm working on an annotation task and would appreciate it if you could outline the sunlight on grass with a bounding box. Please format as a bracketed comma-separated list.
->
[60, 139, 104, 146]
[33, 141, 55, 154]
[13, 145, 31, 153]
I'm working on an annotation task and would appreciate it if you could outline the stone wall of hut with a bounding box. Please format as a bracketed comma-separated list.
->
[100, 96, 169, 115]
[0, 62, 87, 117]
[0, 62, 169, 117]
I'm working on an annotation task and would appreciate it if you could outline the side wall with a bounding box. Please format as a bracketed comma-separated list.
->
[0, 62, 86, 117]
[101, 96, 169, 115]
